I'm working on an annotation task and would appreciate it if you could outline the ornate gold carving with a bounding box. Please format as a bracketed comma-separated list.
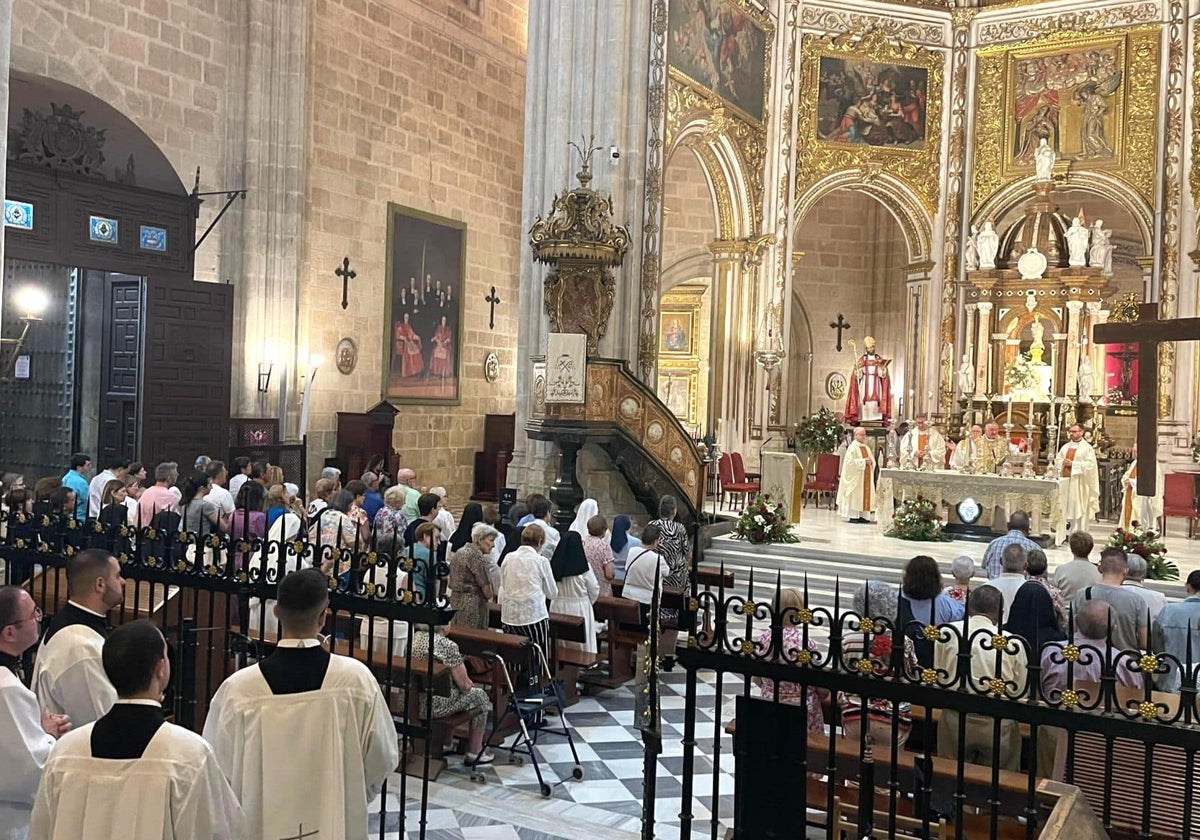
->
[799, 7, 944, 46]
[1109, 292, 1142, 324]
[971, 28, 1161, 211]
[1158, 1, 1184, 418]
[1192, 19, 1200, 216]
[975, 3, 1159, 43]
[939, 14, 971, 374]
[639, 0, 669, 382]
[770, 1, 800, 427]
[795, 29, 945, 219]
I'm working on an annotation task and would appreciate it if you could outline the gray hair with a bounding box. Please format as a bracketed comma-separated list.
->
[383, 484, 406, 507]
[853, 581, 898, 622]
[951, 555, 975, 583]
[429, 486, 447, 499]
[1076, 599, 1113, 639]
[657, 494, 678, 520]
[1125, 553, 1148, 582]
[471, 522, 499, 543]
[1002, 543, 1028, 573]
[154, 461, 179, 483]
[329, 489, 354, 514]
[321, 467, 341, 481]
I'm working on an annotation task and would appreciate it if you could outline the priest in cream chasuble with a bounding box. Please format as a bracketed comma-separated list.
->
[836, 427, 876, 524]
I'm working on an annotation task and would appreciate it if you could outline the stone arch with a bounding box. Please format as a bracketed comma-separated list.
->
[661, 250, 714, 294]
[667, 115, 757, 242]
[793, 172, 933, 264]
[787, 288, 816, 419]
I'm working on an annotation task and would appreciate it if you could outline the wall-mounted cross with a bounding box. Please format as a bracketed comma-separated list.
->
[485, 285, 502, 330]
[829, 313, 851, 352]
[335, 257, 356, 310]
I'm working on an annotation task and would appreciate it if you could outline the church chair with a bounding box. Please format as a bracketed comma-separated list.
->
[1162, 473, 1198, 539]
[729, 452, 760, 511]
[803, 453, 840, 510]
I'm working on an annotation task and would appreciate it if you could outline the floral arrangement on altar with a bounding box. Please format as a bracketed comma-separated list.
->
[794, 407, 842, 455]
[1192, 430, 1200, 464]
[886, 496, 949, 542]
[732, 494, 799, 545]
[1003, 352, 1039, 394]
[1108, 524, 1177, 580]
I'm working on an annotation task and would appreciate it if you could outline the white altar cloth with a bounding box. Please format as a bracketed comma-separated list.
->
[877, 468, 1063, 539]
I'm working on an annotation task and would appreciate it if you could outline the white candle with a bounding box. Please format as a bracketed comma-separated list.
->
[1028, 396, 1035, 425]
[1006, 395, 1013, 425]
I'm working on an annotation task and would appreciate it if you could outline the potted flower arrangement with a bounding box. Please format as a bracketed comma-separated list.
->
[1004, 352, 1038, 394]
[732, 494, 799, 545]
[1108, 523, 1177, 580]
[794, 407, 843, 483]
[886, 495, 949, 542]
[1192, 430, 1200, 464]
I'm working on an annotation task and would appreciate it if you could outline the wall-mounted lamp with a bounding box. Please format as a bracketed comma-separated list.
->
[2, 285, 50, 379]
[256, 361, 274, 394]
[299, 354, 324, 439]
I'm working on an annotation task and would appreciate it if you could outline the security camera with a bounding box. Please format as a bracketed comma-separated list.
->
[608, 145, 620, 165]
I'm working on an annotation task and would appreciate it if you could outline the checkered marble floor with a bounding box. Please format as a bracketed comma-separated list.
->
[368, 669, 743, 839]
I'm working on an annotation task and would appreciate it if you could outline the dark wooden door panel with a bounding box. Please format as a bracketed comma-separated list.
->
[97, 279, 142, 465]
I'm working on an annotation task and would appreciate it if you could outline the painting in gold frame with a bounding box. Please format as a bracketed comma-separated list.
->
[667, 0, 772, 124]
[657, 367, 698, 425]
[659, 308, 697, 357]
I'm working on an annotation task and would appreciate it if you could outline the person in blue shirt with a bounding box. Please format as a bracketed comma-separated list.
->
[360, 472, 385, 521]
[61, 452, 92, 522]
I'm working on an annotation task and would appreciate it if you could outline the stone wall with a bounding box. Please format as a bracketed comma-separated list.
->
[661, 146, 719, 276]
[790, 189, 907, 422]
[300, 0, 527, 498]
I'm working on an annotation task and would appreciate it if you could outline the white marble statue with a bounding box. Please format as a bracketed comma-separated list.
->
[1089, 220, 1113, 277]
[1077, 355, 1096, 401]
[1066, 215, 1090, 267]
[976, 220, 999, 269]
[964, 224, 979, 271]
[1034, 137, 1056, 182]
[958, 353, 976, 395]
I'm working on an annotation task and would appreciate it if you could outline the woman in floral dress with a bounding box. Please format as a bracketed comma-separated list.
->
[409, 626, 494, 765]
[448, 523, 500, 629]
[753, 587, 827, 733]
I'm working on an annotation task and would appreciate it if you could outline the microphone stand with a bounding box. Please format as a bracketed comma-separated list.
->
[758, 437, 774, 488]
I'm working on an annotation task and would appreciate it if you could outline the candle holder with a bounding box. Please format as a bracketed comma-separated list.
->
[1022, 424, 1037, 477]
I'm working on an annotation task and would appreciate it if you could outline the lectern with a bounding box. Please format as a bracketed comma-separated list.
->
[761, 452, 805, 524]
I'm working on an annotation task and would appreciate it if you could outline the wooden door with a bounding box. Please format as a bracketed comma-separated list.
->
[97, 277, 143, 464]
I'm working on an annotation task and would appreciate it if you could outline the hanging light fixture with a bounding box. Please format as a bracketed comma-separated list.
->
[1, 285, 50, 379]
[754, 297, 785, 377]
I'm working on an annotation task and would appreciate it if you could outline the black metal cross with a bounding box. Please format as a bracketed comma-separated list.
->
[829, 313, 851, 352]
[335, 257, 356, 310]
[278, 825, 318, 840]
[1093, 302, 1200, 496]
[485, 285, 501, 330]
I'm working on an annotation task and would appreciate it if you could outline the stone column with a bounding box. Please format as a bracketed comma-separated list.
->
[1064, 300, 1084, 399]
[0, 0, 11, 337]
[509, 0, 650, 493]
[904, 276, 931, 414]
[708, 239, 750, 450]
[1085, 301, 1106, 397]
[974, 301, 993, 393]
[964, 303, 977, 376]
[220, 0, 308, 426]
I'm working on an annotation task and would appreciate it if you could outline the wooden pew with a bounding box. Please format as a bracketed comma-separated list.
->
[583, 596, 644, 689]
[482, 604, 591, 703]
[445, 625, 536, 744]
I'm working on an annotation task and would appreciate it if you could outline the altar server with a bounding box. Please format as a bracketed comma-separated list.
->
[32, 550, 122, 728]
[29, 620, 243, 840]
[951, 424, 983, 469]
[1119, 445, 1164, 532]
[836, 427, 876, 524]
[899, 414, 947, 470]
[0, 587, 69, 840]
[1055, 424, 1100, 540]
[203, 568, 399, 840]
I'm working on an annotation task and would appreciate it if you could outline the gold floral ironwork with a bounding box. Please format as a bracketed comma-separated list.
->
[921, 668, 938, 685]
[922, 624, 941, 642]
[1139, 653, 1161, 674]
[741, 601, 757, 616]
[988, 677, 1006, 696]
[1138, 700, 1158, 721]
[1062, 689, 1080, 708]
[992, 635, 1009, 651]
[1062, 644, 1081, 663]
[857, 658, 874, 675]
[796, 608, 813, 625]
[1109, 292, 1142, 324]
[796, 649, 813, 666]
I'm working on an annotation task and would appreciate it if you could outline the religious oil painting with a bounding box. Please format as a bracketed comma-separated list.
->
[667, 0, 769, 123]
[657, 368, 697, 425]
[816, 56, 929, 149]
[658, 309, 696, 357]
[384, 204, 465, 405]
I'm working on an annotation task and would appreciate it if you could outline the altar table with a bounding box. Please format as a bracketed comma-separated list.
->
[877, 468, 1064, 540]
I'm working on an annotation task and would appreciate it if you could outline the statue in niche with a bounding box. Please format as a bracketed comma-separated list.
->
[958, 353, 976, 396]
[1034, 136, 1056, 182]
[1029, 314, 1046, 364]
[1089, 220, 1113, 277]
[964, 224, 979, 271]
[976, 219, 999, 269]
[1066, 216, 1090, 267]
[1077, 355, 1096, 402]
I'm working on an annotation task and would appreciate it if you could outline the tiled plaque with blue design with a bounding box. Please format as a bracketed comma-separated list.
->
[140, 225, 167, 252]
[3, 200, 33, 230]
[89, 215, 119, 244]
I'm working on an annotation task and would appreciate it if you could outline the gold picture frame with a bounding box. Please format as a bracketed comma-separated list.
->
[659, 307, 697, 357]
[657, 366, 698, 425]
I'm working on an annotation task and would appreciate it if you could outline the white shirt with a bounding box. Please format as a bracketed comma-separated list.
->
[622, 547, 670, 606]
[207, 484, 235, 518]
[529, 519, 560, 560]
[87, 471, 116, 519]
[228, 474, 249, 502]
[498, 546, 558, 626]
[433, 509, 455, 539]
[979, 573, 1027, 624]
[1123, 581, 1168, 621]
[0, 667, 56, 840]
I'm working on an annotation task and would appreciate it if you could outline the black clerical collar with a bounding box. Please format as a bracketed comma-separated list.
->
[0, 650, 22, 680]
[260, 644, 331, 695]
[43, 601, 109, 644]
[91, 702, 166, 760]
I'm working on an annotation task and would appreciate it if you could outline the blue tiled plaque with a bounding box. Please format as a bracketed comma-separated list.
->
[89, 215, 119, 244]
[140, 225, 167, 251]
[3, 200, 33, 230]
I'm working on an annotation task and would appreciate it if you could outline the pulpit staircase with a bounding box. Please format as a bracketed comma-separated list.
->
[525, 358, 707, 527]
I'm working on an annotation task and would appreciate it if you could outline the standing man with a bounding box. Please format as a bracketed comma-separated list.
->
[836, 427, 876, 524]
[1055, 424, 1100, 540]
[60, 454, 91, 522]
[137, 462, 180, 526]
[0, 587, 71, 839]
[899, 414, 947, 470]
[205, 461, 235, 521]
[527, 497, 560, 559]
[203, 569, 398, 840]
[31, 550, 123, 728]
[227, 457, 253, 501]
[1152, 570, 1200, 693]
[396, 468, 420, 520]
[951, 424, 983, 469]
[1119, 445, 1164, 532]
[973, 423, 1009, 474]
[31, 620, 243, 839]
[87, 459, 129, 519]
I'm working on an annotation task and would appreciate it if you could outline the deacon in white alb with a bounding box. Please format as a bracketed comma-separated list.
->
[1054, 424, 1100, 541]
[951, 424, 983, 469]
[836, 427, 876, 524]
[899, 414, 947, 470]
[1119, 444, 1164, 532]
[203, 569, 399, 840]
[32, 550, 122, 728]
[30, 620, 243, 840]
[0, 587, 70, 840]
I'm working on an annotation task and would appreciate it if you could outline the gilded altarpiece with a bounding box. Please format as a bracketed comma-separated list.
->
[971, 28, 1161, 210]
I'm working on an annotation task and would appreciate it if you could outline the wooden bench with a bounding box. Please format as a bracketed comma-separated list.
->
[583, 596, 644, 689]
[445, 625, 536, 742]
[482, 604, 592, 704]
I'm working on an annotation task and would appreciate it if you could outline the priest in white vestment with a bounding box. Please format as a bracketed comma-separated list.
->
[836, 427, 876, 524]
[32, 550, 122, 728]
[203, 569, 399, 840]
[899, 415, 947, 470]
[1055, 424, 1100, 541]
[29, 620, 243, 840]
[1119, 445, 1164, 531]
[0, 587, 70, 840]
[951, 424, 983, 470]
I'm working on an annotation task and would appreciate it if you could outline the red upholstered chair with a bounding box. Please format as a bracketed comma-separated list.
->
[1162, 473, 1198, 539]
[721, 453, 758, 512]
[804, 453, 840, 509]
[731, 452, 760, 492]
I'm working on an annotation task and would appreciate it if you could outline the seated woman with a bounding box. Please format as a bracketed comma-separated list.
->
[448, 522, 500, 630]
[1004, 580, 1067, 653]
[840, 581, 920, 756]
[98, 479, 133, 529]
[753, 587, 827, 733]
[897, 555, 965, 667]
[409, 625, 494, 765]
[609, 514, 641, 581]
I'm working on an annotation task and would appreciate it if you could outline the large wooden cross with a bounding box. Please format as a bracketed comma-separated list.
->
[1092, 302, 1200, 496]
